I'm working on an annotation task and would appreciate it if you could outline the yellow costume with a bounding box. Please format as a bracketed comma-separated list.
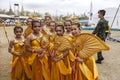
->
[40, 25, 50, 35]
[65, 35, 76, 80]
[51, 35, 75, 80]
[24, 12, 38, 38]
[28, 33, 50, 80]
[24, 25, 33, 38]
[50, 16, 75, 80]
[40, 31, 56, 73]
[41, 12, 51, 35]
[73, 33, 110, 80]
[11, 38, 32, 80]
[64, 33, 72, 37]
[40, 35, 53, 73]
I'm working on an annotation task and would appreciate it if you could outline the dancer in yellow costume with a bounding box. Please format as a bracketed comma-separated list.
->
[71, 16, 110, 80]
[48, 16, 56, 35]
[50, 16, 75, 80]
[24, 17, 33, 38]
[8, 26, 31, 80]
[24, 13, 42, 38]
[25, 20, 50, 80]
[41, 12, 52, 35]
[47, 16, 57, 43]
[64, 14, 72, 36]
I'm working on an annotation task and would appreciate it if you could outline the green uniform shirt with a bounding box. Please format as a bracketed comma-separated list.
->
[92, 18, 108, 40]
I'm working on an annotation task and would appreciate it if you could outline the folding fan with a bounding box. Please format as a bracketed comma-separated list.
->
[74, 33, 110, 59]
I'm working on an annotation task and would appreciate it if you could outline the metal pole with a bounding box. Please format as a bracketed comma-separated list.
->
[111, 4, 120, 28]
[14, 3, 20, 25]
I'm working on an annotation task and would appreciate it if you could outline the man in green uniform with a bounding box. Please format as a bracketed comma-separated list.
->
[92, 10, 108, 64]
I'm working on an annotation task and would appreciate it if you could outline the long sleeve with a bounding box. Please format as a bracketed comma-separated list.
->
[92, 20, 101, 34]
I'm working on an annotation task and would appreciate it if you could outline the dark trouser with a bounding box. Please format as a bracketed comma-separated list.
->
[105, 32, 108, 40]
[97, 36, 105, 61]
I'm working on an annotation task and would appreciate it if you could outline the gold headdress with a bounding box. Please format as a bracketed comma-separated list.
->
[28, 14, 33, 19]
[45, 12, 51, 17]
[65, 13, 71, 21]
[74, 33, 110, 59]
[51, 16, 55, 22]
[72, 15, 79, 24]
[15, 20, 21, 27]
[32, 11, 38, 20]
[57, 15, 64, 25]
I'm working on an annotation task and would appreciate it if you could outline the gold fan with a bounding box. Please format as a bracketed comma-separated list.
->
[40, 35, 50, 49]
[74, 33, 110, 59]
[53, 36, 72, 52]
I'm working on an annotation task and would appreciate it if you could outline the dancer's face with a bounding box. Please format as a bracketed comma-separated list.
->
[49, 22, 55, 31]
[32, 22, 41, 34]
[64, 21, 71, 32]
[27, 18, 32, 26]
[14, 28, 23, 38]
[55, 26, 64, 36]
[71, 25, 81, 37]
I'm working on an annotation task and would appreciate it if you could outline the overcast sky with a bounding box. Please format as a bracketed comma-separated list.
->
[0, 0, 119, 15]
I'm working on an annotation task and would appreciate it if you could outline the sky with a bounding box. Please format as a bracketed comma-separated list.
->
[0, 0, 119, 16]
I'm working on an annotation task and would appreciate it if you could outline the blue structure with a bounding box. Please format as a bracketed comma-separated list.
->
[79, 20, 89, 26]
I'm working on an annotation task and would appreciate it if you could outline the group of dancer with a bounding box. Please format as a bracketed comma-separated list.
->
[8, 11, 110, 80]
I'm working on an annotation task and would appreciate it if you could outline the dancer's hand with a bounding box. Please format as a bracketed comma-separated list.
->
[14, 52, 22, 57]
[34, 48, 43, 53]
[16, 54, 22, 57]
[76, 57, 84, 62]
[52, 58, 61, 62]
[38, 52, 44, 59]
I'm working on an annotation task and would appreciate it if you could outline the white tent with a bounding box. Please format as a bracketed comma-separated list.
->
[0, 14, 11, 18]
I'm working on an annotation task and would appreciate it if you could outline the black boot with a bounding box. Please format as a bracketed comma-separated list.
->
[96, 52, 104, 64]
[96, 58, 104, 64]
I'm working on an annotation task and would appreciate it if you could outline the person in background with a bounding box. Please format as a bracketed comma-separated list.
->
[41, 12, 52, 35]
[48, 17, 56, 35]
[92, 10, 108, 64]
[24, 18, 33, 38]
[64, 14, 72, 36]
